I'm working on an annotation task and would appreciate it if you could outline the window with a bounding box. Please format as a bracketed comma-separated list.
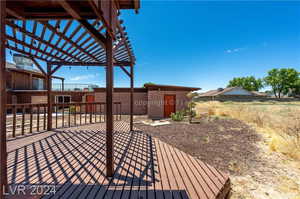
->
[55, 95, 71, 103]
[32, 78, 44, 90]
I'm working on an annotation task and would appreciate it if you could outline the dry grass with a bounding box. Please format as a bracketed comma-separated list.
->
[195, 101, 300, 160]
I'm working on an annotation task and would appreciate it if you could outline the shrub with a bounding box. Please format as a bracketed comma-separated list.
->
[170, 111, 184, 121]
[208, 107, 216, 116]
[69, 106, 76, 114]
[186, 101, 197, 123]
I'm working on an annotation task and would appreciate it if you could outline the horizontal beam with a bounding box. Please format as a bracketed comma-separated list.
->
[6, 2, 96, 20]
[58, 0, 82, 19]
[48, 61, 133, 66]
[52, 75, 64, 80]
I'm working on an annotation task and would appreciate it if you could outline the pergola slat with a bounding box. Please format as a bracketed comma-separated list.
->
[35, 21, 47, 57]
[37, 20, 100, 62]
[79, 19, 106, 49]
[29, 21, 37, 54]
[6, 21, 81, 62]
[50, 20, 73, 57]
[5, 19, 135, 65]
[6, 35, 65, 62]
[21, 20, 25, 52]
[44, 20, 60, 53]
[64, 20, 99, 56]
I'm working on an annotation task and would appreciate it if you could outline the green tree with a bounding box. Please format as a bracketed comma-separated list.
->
[143, 82, 155, 88]
[264, 68, 299, 98]
[290, 78, 300, 97]
[227, 76, 263, 91]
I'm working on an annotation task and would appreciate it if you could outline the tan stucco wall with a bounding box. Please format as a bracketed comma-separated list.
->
[147, 90, 190, 119]
[31, 96, 47, 104]
[11, 89, 192, 118]
[94, 92, 148, 115]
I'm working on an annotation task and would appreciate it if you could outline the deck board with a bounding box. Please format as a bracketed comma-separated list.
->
[6, 121, 230, 199]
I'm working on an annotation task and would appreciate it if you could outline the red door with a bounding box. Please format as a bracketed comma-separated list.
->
[164, 95, 176, 118]
[86, 95, 95, 113]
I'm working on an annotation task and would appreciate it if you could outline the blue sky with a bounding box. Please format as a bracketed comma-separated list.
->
[6, 1, 300, 91]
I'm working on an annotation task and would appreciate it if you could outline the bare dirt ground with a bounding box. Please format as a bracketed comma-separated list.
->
[135, 116, 300, 199]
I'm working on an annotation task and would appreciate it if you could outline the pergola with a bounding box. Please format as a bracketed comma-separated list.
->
[0, 0, 139, 196]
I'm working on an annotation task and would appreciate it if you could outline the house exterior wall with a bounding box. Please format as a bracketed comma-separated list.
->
[8, 88, 195, 118]
[6, 70, 46, 90]
[10, 71, 31, 90]
[7, 91, 92, 104]
[147, 90, 190, 119]
[94, 92, 148, 115]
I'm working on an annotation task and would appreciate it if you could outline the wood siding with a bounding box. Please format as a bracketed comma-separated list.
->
[6, 70, 46, 90]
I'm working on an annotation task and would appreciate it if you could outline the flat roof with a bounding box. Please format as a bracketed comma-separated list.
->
[144, 84, 201, 91]
[94, 87, 147, 92]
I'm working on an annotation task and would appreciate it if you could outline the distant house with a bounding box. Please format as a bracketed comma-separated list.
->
[5, 61, 67, 104]
[197, 87, 267, 101]
[6, 61, 47, 91]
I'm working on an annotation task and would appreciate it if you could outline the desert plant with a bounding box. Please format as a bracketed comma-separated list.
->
[186, 101, 196, 123]
[170, 111, 184, 121]
[185, 92, 199, 123]
[69, 105, 76, 114]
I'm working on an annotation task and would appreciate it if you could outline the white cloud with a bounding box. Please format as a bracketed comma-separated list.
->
[69, 74, 99, 81]
[225, 47, 244, 54]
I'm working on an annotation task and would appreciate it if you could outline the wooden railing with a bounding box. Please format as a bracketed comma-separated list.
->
[6, 102, 122, 138]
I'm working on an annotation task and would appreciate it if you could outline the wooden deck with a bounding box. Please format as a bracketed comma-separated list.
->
[6, 121, 230, 199]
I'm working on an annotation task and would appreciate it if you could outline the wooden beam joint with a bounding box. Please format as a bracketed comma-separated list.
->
[79, 19, 107, 49]
[119, 66, 131, 78]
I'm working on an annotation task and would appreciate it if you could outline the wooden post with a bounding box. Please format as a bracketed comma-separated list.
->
[62, 79, 64, 91]
[130, 65, 134, 131]
[0, 0, 8, 197]
[47, 63, 52, 131]
[106, 31, 114, 177]
[29, 73, 33, 89]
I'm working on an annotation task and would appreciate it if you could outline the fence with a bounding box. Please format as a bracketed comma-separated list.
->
[52, 83, 99, 91]
[6, 102, 122, 138]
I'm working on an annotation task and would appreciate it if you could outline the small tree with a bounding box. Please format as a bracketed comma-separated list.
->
[227, 76, 263, 91]
[170, 111, 184, 121]
[290, 79, 300, 97]
[264, 68, 299, 98]
[143, 82, 155, 88]
[186, 92, 198, 123]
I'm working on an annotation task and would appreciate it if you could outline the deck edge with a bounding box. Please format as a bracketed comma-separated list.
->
[216, 178, 231, 199]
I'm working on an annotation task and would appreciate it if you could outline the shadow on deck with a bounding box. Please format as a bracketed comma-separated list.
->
[6, 121, 230, 199]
